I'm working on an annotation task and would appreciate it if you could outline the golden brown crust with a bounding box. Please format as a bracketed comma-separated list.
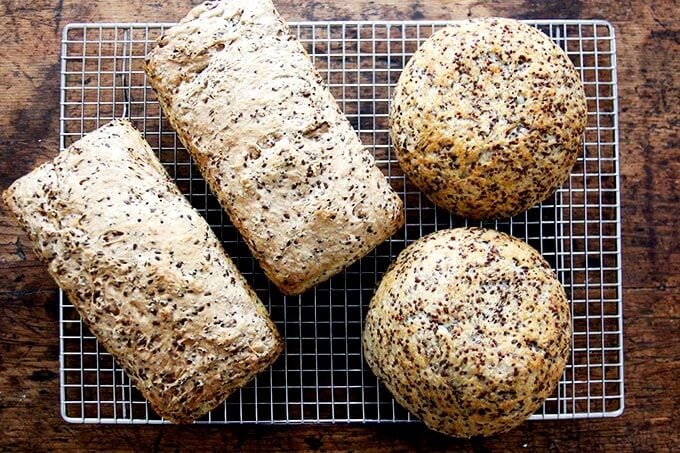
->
[144, 0, 404, 295]
[2, 120, 283, 423]
[390, 18, 587, 219]
[363, 227, 571, 437]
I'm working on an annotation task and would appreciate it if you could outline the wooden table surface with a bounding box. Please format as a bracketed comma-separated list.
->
[0, 0, 677, 451]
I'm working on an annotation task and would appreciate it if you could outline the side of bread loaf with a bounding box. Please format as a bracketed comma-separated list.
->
[145, 0, 404, 295]
[2, 120, 283, 423]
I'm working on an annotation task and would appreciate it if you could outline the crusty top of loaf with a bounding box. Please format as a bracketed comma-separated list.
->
[390, 18, 587, 219]
[145, 0, 404, 295]
[363, 227, 571, 437]
[2, 120, 283, 423]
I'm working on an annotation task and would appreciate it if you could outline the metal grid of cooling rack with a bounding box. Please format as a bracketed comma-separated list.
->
[59, 20, 623, 424]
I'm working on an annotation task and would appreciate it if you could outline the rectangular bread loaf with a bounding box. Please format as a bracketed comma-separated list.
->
[145, 0, 404, 295]
[2, 120, 283, 423]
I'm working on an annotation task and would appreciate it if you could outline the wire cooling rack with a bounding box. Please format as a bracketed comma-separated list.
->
[59, 20, 622, 424]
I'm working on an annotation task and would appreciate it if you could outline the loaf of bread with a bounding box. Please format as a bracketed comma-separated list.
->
[145, 0, 404, 295]
[363, 228, 571, 437]
[390, 18, 587, 219]
[2, 120, 283, 423]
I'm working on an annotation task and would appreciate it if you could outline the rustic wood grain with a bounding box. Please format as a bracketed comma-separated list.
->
[1, 0, 678, 451]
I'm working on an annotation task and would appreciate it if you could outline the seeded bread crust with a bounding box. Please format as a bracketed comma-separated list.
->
[2, 120, 283, 424]
[144, 0, 404, 295]
[390, 18, 587, 219]
[363, 228, 571, 437]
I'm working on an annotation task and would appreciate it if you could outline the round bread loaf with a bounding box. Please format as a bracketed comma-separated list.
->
[363, 228, 571, 437]
[390, 18, 587, 219]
